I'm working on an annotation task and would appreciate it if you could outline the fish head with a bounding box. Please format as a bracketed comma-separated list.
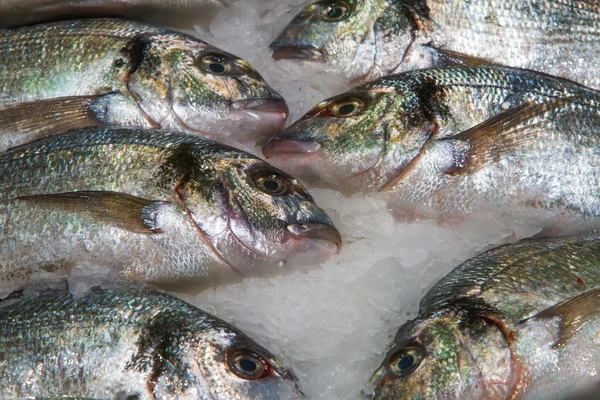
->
[371, 309, 519, 399]
[270, 0, 417, 81]
[215, 155, 341, 273]
[168, 319, 305, 399]
[130, 35, 288, 147]
[262, 78, 436, 194]
[174, 143, 341, 276]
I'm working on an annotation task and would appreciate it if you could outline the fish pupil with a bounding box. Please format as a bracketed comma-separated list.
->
[263, 179, 281, 192]
[240, 358, 258, 372]
[398, 355, 414, 370]
[338, 103, 356, 115]
[327, 7, 344, 19]
[209, 63, 226, 74]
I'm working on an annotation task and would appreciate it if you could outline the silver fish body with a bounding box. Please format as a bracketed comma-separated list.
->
[0, 127, 340, 293]
[0, 0, 229, 29]
[372, 232, 600, 399]
[271, 0, 600, 87]
[264, 66, 600, 233]
[0, 18, 287, 151]
[0, 287, 304, 399]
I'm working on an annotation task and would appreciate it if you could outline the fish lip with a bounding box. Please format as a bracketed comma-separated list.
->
[230, 98, 290, 117]
[263, 139, 322, 157]
[286, 223, 342, 251]
[270, 45, 323, 61]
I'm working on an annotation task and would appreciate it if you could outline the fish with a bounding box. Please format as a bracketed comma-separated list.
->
[270, 0, 600, 87]
[0, 286, 304, 399]
[370, 231, 600, 399]
[0, 127, 341, 293]
[0, 0, 229, 29]
[0, 18, 288, 151]
[263, 66, 600, 233]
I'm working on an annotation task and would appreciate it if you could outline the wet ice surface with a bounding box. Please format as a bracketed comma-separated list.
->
[166, 1, 549, 399]
[0, 1, 546, 399]
[182, 191, 543, 399]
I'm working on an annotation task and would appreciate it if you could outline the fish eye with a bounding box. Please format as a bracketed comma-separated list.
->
[252, 171, 292, 196]
[329, 97, 364, 118]
[200, 54, 234, 75]
[321, 1, 351, 22]
[229, 350, 269, 380]
[389, 346, 423, 376]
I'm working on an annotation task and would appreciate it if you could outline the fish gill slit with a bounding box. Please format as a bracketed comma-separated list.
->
[379, 119, 439, 192]
[144, 324, 171, 400]
[120, 35, 161, 129]
[347, 125, 387, 183]
[171, 176, 243, 278]
[124, 35, 151, 78]
[481, 314, 525, 400]
[398, 5, 423, 65]
[456, 331, 489, 394]
[220, 183, 268, 261]
[146, 375, 159, 400]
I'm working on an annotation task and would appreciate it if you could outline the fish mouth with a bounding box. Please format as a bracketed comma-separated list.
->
[228, 99, 290, 145]
[270, 46, 323, 61]
[287, 223, 342, 252]
[263, 139, 322, 156]
[230, 98, 290, 117]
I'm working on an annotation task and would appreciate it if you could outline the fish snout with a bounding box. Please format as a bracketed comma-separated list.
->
[287, 223, 342, 252]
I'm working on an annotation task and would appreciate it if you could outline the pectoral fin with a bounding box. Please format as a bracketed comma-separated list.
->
[16, 191, 167, 234]
[522, 287, 600, 349]
[444, 97, 578, 175]
[0, 96, 103, 145]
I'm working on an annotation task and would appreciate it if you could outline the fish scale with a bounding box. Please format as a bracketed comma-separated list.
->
[0, 127, 340, 293]
[0, 0, 230, 29]
[372, 232, 600, 399]
[423, 0, 600, 86]
[271, 0, 600, 86]
[264, 66, 600, 234]
[0, 18, 288, 151]
[0, 288, 303, 399]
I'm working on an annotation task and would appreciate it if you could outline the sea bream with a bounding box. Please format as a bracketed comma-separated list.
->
[0, 18, 288, 151]
[0, 127, 341, 293]
[263, 66, 600, 233]
[270, 0, 600, 87]
[0, 287, 304, 399]
[0, 0, 229, 30]
[371, 232, 600, 399]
